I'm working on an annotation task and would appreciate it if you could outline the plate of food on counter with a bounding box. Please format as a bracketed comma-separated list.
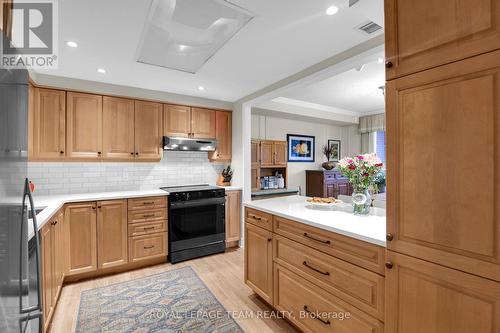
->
[306, 197, 342, 208]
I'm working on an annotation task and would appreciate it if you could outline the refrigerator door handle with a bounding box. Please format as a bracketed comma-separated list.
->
[19, 178, 43, 314]
[19, 310, 43, 333]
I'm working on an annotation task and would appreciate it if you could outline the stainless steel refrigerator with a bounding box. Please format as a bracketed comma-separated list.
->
[0, 30, 43, 333]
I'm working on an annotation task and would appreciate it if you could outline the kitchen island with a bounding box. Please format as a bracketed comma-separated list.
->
[243, 195, 386, 333]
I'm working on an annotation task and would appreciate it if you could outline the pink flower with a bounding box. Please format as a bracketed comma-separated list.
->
[363, 172, 369, 177]
[356, 155, 364, 160]
[375, 163, 383, 167]
[348, 164, 356, 170]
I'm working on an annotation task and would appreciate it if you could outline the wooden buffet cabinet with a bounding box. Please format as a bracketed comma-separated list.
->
[28, 84, 232, 162]
[244, 207, 385, 333]
[383, 1, 500, 332]
[305, 170, 353, 199]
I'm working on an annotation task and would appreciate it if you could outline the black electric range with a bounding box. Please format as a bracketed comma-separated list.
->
[160, 185, 226, 263]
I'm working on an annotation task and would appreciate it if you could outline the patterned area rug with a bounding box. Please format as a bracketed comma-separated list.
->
[75, 266, 243, 333]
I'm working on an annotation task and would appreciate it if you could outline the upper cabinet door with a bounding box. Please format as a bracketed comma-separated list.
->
[385, 0, 500, 79]
[386, 51, 500, 282]
[102, 97, 135, 160]
[273, 141, 287, 166]
[251, 140, 260, 168]
[210, 111, 232, 161]
[260, 141, 274, 167]
[164, 104, 191, 138]
[134, 100, 162, 160]
[32, 88, 66, 159]
[191, 107, 216, 139]
[66, 92, 103, 159]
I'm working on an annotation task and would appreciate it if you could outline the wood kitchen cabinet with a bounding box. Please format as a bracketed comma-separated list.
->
[384, 0, 500, 79]
[251, 140, 261, 191]
[385, 50, 500, 282]
[41, 210, 64, 331]
[210, 111, 232, 161]
[102, 96, 135, 160]
[385, 251, 500, 333]
[225, 190, 241, 246]
[163, 105, 216, 139]
[245, 222, 273, 305]
[134, 100, 162, 160]
[273, 141, 287, 166]
[66, 92, 103, 159]
[96, 200, 128, 269]
[30, 88, 66, 160]
[191, 107, 216, 139]
[65, 202, 98, 276]
[259, 141, 274, 167]
[163, 104, 191, 138]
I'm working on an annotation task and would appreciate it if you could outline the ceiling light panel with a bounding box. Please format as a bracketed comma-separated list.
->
[137, 0, 253, 74]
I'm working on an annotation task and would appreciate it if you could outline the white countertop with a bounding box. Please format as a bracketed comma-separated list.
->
[29, 185, 242, 239]
[244, 195, 386, 247]
[29, 189, 168, 239]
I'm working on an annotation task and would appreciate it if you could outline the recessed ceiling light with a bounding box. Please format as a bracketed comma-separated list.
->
[377, 57, 384, 63]
[198, 86, 205, 91]
[178, 44, 187, 51]
[66, 41, 78, 48]
[97, 68, 106, 74]
[326, 5, 339, 15]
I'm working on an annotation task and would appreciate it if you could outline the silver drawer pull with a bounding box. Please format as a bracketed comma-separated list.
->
[303, 261, 330, 276]
[303, 233, 331, 244]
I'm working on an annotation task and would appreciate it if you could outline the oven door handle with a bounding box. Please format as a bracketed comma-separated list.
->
[170, 197, 225, 209]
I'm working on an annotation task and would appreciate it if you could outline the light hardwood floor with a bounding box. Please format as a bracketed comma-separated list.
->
[50, 248, 298, 333]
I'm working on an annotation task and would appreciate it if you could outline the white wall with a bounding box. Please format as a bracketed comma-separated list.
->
[251, 113, 361, 193]
[28, 152, 226, 195]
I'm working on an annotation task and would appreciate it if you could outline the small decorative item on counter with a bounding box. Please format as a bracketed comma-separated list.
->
[373, 170, 386, 193]
[321, 144, 335, 170]
[337, 153, 384, 215]
[216, 165, 233, 186]
[275, 172, 285, 189]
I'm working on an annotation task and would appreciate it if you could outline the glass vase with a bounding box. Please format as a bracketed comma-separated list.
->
[351, 188, 371, 215]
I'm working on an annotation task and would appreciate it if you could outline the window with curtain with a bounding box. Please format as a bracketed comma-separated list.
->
[359, 113, 385, 154]
[373, 131, 386, 164]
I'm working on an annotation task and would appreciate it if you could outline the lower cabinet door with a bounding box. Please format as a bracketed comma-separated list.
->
[40, 223, 54, 330]
[385, 251, 500, 333]
[97, 200, 128, 269]
[128, 233, 167, 262]
[244, 223, 273, 305]
[225, 190, 241, 243]
[65, 202, 98, 275]
[274, 264, 384, 333]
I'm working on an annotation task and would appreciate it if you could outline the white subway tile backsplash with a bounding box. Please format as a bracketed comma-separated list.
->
[28, 151, 226, 195]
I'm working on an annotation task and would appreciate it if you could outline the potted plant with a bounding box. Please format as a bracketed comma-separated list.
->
[337, 154, 384, 215]
[374, 170, 386, 193]
[321, 145, 335, 170]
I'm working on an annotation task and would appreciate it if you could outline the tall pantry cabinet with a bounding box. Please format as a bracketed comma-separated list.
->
[384, 1, 500, 332]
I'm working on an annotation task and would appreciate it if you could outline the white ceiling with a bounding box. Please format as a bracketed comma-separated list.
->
[279, 53, 385, 114]
[34, 0, 384, 102]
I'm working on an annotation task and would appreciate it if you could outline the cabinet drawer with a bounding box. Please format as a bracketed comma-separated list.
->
[128, 197, 167, 211]
[274, 264, 384, 333]
[274, 216, 385, 274]
[128, 208, 166, 224]
[245, 208, 273, 231]
[128, 220, 166, 237]
[274, 235, 384, 320]
[128, 233, 167, 262]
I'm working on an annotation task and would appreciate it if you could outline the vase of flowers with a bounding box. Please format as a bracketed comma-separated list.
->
[337, 154, 384, 215]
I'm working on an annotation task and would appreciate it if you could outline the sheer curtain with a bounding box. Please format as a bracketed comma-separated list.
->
[359, 113, 385, 153]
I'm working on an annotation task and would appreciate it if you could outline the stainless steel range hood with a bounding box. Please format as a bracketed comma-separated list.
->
[163, 136, 217, 151]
